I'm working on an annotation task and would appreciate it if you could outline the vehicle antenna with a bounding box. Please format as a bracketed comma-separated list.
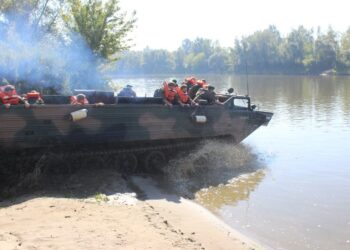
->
[244, 45, 249, 97]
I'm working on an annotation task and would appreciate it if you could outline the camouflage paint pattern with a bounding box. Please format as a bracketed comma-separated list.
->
[0, 96, 272, 150]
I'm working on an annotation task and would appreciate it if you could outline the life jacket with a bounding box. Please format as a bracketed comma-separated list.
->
[0, 85, 20, 105]
[196, 80, 205, 87]
[26, 90, 41, 99]
[70, 95, 89, 105]
[177, 88, 190, 103]
[163, 82, 177, 102]
[25, 90, 42, 104]
[185, 76, 196, 84]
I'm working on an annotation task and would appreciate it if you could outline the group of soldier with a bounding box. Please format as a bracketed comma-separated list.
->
[0, 83, 88, 108]
[0, 84, 44, 108]
[118, 76, 232, 107]
[156, 77, 223, 107]
[0, 76, 234, 108]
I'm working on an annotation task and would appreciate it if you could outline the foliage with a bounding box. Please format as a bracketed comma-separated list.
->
[143, 48, 175, 73]
[64, 0, 136, 60]
[306, 27, 337, 73]
[338, 28, 350, 71]
[0, 0, 64, 32]
[115, 25, 350, 75]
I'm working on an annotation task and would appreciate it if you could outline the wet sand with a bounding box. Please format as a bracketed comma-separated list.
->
[0, 172, 263, 250]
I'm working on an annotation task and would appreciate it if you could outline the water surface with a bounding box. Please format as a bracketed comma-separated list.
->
[113, 75, 350, 250]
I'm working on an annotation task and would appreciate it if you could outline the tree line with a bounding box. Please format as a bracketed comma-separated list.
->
[115, 25, 350, 75]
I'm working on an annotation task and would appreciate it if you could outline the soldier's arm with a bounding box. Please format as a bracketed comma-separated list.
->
[189, 98, 198, 106]
[176, 95, 189, 107]
[18, 96, 30, 108]
[164, 99, 173, 107]
[160, 89, 172, 107]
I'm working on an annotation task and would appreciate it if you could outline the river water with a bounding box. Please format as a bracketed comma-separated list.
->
[112, 75, 350, 250]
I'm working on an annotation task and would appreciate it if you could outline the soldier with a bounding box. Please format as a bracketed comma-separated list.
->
[196, 79, 206, 88]
[188, 83, 202, 99]
[194, 85, 223, 105]
[0, 85, 30, 108]
[117, 84, 136, 97]
[70, 93, 89, 105]
[184, 76, 197, 90]
[23, 90, 44, 105]
[226, 88, 235, 95]
[177, 84, 197, 107]
[162, 81, 178, 107]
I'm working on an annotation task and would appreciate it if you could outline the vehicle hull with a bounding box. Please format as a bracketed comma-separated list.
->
[0, 104, 271, 149]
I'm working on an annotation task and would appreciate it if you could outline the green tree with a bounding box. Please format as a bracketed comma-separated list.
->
[208, 49, 231, 73]
[314, 27, 339, 72]
[282, 26, 314, 73]
[0, 0, 63, 32]
[115, 51, 143, 74]
[0, 0, 36, 14]
[180, 39, 193, 54]
[234, 26, 283, 73]
[65, 0, 136, 60]
[142, 49, 175, 74]
[191, 52, 207, 72]
[338, 28, 350, 71]
[192, 38, 214, 57]
[174, 48, 186, 73]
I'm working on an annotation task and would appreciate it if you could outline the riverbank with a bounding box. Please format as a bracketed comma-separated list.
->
[0, 171, 263, 250]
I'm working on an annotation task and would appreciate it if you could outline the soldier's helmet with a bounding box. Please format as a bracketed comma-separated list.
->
[77, 94, 86, 101]
[4, 85, 15, 92]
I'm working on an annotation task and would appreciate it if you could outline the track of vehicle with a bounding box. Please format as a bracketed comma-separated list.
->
[0, 137, 226, 197]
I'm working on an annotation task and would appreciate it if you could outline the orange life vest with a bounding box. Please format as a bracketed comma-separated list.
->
[185, 76, 196, 85]
[177, 88, 190, 103]
[190, 77, 196, 85]
[25, 90, 43, 104]
[0, 85, 20, 105]
[26, 90, 41, 99]
[163, 82, 177, 102]
[196, 80, 205, 87]
[70, 95, 89, 105]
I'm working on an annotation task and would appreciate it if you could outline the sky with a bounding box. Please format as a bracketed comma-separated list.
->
[119, 0, 349, 51]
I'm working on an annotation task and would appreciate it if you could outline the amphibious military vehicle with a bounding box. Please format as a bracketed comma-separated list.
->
[0, 90, 272, 191]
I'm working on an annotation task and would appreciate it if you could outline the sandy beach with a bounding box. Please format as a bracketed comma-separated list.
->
[0, 170, 263, 250]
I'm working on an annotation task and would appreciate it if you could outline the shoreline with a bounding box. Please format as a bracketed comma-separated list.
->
[0, 173, 264, 250]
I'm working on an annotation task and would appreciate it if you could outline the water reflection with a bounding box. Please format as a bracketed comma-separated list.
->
[195, 170, 266, 212]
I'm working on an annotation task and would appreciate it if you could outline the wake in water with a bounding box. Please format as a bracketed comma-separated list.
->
[164, 140, 265, 198]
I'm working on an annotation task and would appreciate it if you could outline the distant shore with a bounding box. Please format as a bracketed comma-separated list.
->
[0, 172, 264, 250]
[107, 71, 350, 78]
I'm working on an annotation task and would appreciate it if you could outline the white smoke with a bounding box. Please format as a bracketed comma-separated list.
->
[0, 14, 106, 93]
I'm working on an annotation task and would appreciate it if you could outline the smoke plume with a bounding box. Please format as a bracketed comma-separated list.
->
[0, 14, 106, 94]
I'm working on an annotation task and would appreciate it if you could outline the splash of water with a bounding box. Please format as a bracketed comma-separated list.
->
[164, 140, 262, 198]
